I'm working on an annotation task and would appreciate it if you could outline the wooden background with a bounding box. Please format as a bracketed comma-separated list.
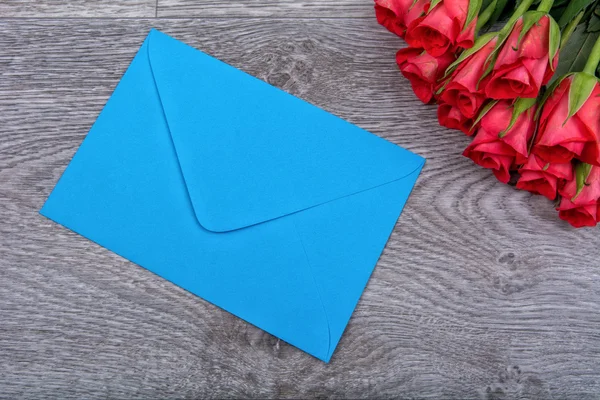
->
[1, 1, 599, 398]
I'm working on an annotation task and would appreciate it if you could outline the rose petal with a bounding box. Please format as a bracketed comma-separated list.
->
[397, 48, 454, 104]
[486, 65, 535, 99]
[486, 16, 552, 100]
[533, 78, 599, 164]
[517, 170, 559, 200]
[456, 92, 482, 118]
[456, 18, 476, 49]
[406, 0, 462, 57]
[438, 103, 473, 134]
[375, 0, 417, 37]
[449, 38, 495, 94]
[558, 197, 598, 228]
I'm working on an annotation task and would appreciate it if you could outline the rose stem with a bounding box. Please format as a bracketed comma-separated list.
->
[505, 0, 536, 28]
[537, 0, 554, 13]
[476, 0, 496, 31]
[583, 34, 600, 75]
[560, 11, 584, 49]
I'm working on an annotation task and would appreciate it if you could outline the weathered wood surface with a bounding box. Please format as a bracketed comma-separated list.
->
[0, 0, 156, 18]
[1, 5, 600, 399]
[157, 0, 370, 17]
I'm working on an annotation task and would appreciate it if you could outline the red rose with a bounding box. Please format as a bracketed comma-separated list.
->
[396, 47, 455, 104]
[485, 15, 559, 99]
[440, 37, 497, 118]
[557, 166, 600, 228]
[532, 76, 600, 166]
[438, 103, 474, 135]
[516, 154, 573, 200]
[374, 0, 425, 38]
[558, 199, 599, 228]
[405, 0, 476, 57]
[463, 101, 535, 183]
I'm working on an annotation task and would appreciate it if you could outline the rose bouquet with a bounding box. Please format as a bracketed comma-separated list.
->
[375, 0, 600, 227]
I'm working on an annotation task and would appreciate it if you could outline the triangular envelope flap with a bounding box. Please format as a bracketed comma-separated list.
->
[147, 29, 424, 232]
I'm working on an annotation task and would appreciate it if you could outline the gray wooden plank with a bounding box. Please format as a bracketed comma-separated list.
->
[1, 17, 600, 399]
[0, 0, 156, 18]
[157, 0, 371, 18]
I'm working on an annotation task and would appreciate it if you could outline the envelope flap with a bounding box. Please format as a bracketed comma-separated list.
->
[147, 30, 424, 232]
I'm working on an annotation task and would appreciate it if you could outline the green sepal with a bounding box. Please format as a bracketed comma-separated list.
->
[566, 72, 598, 124]
[435, 75, 452, 96]
[470, 99, 499, 133]
[517, 11, 546, 47]
[429, 0, 443, 12]
[548, 16, 560, 70]
[534, 73, 572, 120]
[499, 97, 537, 138]
[443, 32, 497, 78]
[464, 0, 483, 32]
[477, 57, 497, 89]
[477, 18, 521, 87]
[573, 162, 593, 201]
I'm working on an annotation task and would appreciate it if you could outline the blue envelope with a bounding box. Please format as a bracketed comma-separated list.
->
[40, 29, 425, 362]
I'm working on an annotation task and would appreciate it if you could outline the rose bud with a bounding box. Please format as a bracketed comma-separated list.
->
[438, 103, 474, 135]
[374, 0, 429, 38]
[396, 47, 455, 104]
[463, 99, 536, 183]
[405, 0, 478, 57]
[516, 153, 573, 200]
[532, 74, 600, 166]
[485, 14, 559, 99]
[440, 35, 497, 119]
[557, 164, 600, 228]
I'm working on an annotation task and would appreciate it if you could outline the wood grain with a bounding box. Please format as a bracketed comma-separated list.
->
[1, 10, 600, 400]
[0, 0, 156, 18]
[157, 0, 371, 18]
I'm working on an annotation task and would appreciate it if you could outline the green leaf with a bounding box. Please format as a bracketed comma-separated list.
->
[548, 17, 560, 69]
[550, 5, 568, 22]
[465, 0, 483, 28]
[553, 23, 600, 80]
[471, 100, 499, 131]
[499, 97, 537, 138]
[443, 32, 497, 77]
[558, 0, 595, 28]
[589, 10, 600, 32]
[567, 72, 598, 122]
[573, 162, 593, 200]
